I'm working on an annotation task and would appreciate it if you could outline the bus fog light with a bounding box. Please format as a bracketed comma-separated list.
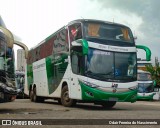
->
[85, 91, 94, 97]
[131, 94, 137, 99]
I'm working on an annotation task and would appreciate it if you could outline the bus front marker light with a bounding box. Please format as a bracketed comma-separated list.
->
[85, 91, 94, 97]
[79, 80, 99, 88]
[131, 94, 137, 99]
[129, 86, 137, 90]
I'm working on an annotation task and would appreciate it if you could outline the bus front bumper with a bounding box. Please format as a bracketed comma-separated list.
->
[0, 84, 17, 102]
[137, 93, 155, 101]
[80, 81, 137, 103]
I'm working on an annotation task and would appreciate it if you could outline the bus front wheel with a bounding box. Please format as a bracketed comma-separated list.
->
[101, 101, 116, 109]
[61, 86, 76, 107]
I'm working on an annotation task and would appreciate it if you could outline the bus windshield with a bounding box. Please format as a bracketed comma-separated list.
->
[85, 48, 137, 82]
[137, 73, 152, 81]
[0, 39, 5, 57]
[138, 83, 153, 93]
[84, 22, 134, 43]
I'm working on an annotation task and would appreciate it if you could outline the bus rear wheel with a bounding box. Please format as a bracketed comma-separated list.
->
[101, 101, 116, 109]
[61, 86, 76, 107]
[29, 89, 34, 102]
[32, 87, 38, 102]
[32, 87, 44, 103]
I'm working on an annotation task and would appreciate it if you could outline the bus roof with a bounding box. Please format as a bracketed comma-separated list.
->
[67, 19, 129, 28]
[30, 19, 130, 50]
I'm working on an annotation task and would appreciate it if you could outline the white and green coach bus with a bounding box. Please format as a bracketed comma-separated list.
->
[25, 19, 140, 108]
[137, 70, 156, 100]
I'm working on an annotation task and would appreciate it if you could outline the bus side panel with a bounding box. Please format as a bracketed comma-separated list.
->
[24, 64, 29, 96]
[69, 74, 82, 100]
[48, 64, 71, 98]
[45, 54, 69, 95]
[33, 59, 48, 96]
[27, 64, 33, 91]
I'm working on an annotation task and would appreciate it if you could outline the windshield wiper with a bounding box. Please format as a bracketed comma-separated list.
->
[85, 71, 113, 80]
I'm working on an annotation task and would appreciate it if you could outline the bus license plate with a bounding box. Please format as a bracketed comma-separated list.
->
[109, 97, 118, 101]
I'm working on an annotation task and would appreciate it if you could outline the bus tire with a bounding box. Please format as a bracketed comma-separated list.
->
[29, 89, 34, 102]
[61, 86, 76, 107]
[57, 99, 62, 104]
[32, 87, 44, 103]
[38, 97, 45, 103]
[101, 101, 116, 109]
[32, 87, 38, 102]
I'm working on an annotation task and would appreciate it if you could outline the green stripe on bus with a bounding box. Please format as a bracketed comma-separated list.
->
[46, 54, 68, 94]
[27, 64, 33, 90]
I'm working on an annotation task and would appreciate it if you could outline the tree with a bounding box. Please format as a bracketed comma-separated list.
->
[146, 57, 160, 86]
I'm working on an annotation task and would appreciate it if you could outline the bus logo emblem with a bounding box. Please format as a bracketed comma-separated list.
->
[112, 83, 118, 93]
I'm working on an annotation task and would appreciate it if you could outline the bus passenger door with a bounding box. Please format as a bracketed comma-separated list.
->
[153, 87, 160, 100]
[70, 53, 82, 100]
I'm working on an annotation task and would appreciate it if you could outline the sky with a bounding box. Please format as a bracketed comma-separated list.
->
[0, 0, 159, 65]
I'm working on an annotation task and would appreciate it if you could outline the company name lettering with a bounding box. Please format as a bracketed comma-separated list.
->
[108, 46, 128, 52]
[33, 63, 45, 70]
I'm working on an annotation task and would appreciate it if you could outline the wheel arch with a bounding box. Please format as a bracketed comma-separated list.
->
[61, 81, 68, 89]
[33, 84, 36, 89]
[29, 84, 32, 91]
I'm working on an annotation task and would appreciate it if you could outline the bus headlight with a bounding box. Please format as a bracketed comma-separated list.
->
[129, 85, 137, 90]
[0, 83, 6, 89]
[79, 80, 99, 88]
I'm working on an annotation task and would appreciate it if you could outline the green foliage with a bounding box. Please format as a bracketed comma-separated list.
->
[146, 60, 160, 86]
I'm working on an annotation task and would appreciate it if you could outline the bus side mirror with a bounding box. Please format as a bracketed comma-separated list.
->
[153, 80, 156, 87]
[134, 36, 137, 40]
[72, 39, 88, 55]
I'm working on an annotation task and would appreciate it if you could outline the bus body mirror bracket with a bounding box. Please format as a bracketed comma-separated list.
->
[0, 27, 28, 59]
[76, 39, 88, 55]
[153, 80, 156, 87]
[14, 41, 28, 59]
[136, 45, 151, 61]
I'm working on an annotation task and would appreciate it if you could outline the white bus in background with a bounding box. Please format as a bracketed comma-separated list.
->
[153, 86, 160, 100]
[137, 70, 156, 100]
[15, 71, 25, 98]
[24, 19, 151, 108]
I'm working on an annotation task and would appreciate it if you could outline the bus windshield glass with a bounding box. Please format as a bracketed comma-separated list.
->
[0, 39, 5, 57]
[85, 48, 137, 81]
[138, 83, 153, 93]
[84, 22, 134, 43]
[137, 73, 152, 81]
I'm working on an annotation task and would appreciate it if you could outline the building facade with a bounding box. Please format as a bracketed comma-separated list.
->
[137, 61, 152, 71]
[17, 49, 25, 71]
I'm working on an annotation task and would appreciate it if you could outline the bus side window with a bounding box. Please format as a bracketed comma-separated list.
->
[87, 23, 100, 37]
[69, 23, 82, 43]
[6, 48, 12, 58]
[71, 54, 79, 74]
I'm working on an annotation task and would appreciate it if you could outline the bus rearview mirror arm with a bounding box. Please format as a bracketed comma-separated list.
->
[136, 45, 151, 61]
[14, 41, 28, 59]
[0, 27, 29, 59]
[73, 39, 88, 55]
